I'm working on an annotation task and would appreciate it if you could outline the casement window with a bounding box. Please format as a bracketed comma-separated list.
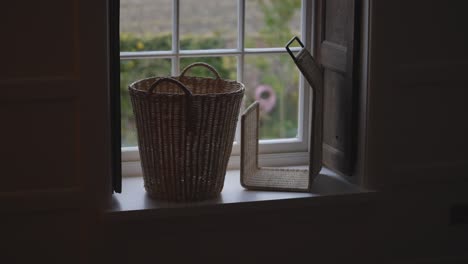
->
[314, 0, 359, 176]
[112, 0, 360, 191]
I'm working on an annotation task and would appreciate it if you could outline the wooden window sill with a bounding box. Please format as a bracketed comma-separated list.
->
[105, 167, 376, 221]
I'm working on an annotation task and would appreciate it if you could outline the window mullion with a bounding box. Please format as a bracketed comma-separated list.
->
[304, 0, 313, 51]
[293, 0, 313, 143]
[237, 0, 245, 84]
[244, 47, 299, 54]
[172, 0, 180, 75]
[233, 0, 246, 146]
[120, 48, 300, 60]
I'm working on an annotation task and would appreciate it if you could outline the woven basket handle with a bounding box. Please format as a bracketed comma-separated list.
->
[180, 62, 221, 79]
[147, 77, 195, 132]
[148, 77, 193, 96]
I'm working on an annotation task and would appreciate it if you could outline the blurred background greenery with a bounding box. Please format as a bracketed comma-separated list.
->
[120, 0, 301, 147]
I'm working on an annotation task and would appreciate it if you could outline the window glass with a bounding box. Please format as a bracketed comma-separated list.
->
[180, 0, 237, 50]
[180, 57, 237, 80]
[120, 0, 172, 51]
[245, 0, 301, 48]
[120, 0, 305, 147]
[244, 53, 300, 139]
[120, 59, 172, 147]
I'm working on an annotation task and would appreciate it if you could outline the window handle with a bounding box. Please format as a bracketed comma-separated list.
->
[285, 36, 305, 62]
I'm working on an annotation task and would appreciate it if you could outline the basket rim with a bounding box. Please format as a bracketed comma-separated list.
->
[128, 76, 245, 96]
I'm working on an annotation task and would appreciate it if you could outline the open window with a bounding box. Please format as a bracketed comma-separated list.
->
[314, 0, 359, 176]
[112, 0, 361, 192]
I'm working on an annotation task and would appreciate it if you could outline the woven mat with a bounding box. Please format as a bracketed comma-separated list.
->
[240, 102, 310, 192]
[240, 41, 324, 192]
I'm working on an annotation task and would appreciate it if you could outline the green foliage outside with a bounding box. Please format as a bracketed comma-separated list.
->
[250, 0, 302, 47]
[120, 0, 301, 146]
[244, 0, 301, 139]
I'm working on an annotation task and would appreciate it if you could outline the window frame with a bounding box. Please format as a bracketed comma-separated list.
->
[121, 0, 314, 175]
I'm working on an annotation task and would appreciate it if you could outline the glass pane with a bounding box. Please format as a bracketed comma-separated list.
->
[120, 0, 172, 51]
[120, 59, 172, 147]
[180, 57, 237, 80]
[180, 0, 237, 50]
[244, 54, 300, 139]
[245, 0, 301, 48]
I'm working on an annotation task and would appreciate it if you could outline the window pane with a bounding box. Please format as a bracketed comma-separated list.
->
[120, 0, 172, 51]
[244, 54, 300, 139]
[180, 57, 237, 80]
[245, 0, 301, 48]
[180, 0, 237, 50]
[121, 59, 172, 147]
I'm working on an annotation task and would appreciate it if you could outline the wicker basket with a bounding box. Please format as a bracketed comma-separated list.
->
[129, 63, 244, 201]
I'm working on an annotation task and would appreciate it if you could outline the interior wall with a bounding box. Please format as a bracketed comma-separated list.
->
[2, 1, 468, 263]
[100, 2, 468, 264]
[364, 1, 468, 263]
[98, 201, 381, 264]
[0, 1, 111, 263]
[366, 0, 468, 189]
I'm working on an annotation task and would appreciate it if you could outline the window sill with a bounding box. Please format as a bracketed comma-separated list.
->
[106, 167, 376, 221]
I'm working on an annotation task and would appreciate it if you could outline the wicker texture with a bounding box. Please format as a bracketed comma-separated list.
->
[129, 63, 244, 201]
[241, 102, 311, 192]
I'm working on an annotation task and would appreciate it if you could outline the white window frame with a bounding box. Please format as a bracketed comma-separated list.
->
[121, 0, 314, 176]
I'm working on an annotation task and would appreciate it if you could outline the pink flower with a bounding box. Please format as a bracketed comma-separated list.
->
[255, 85, 276, 113]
